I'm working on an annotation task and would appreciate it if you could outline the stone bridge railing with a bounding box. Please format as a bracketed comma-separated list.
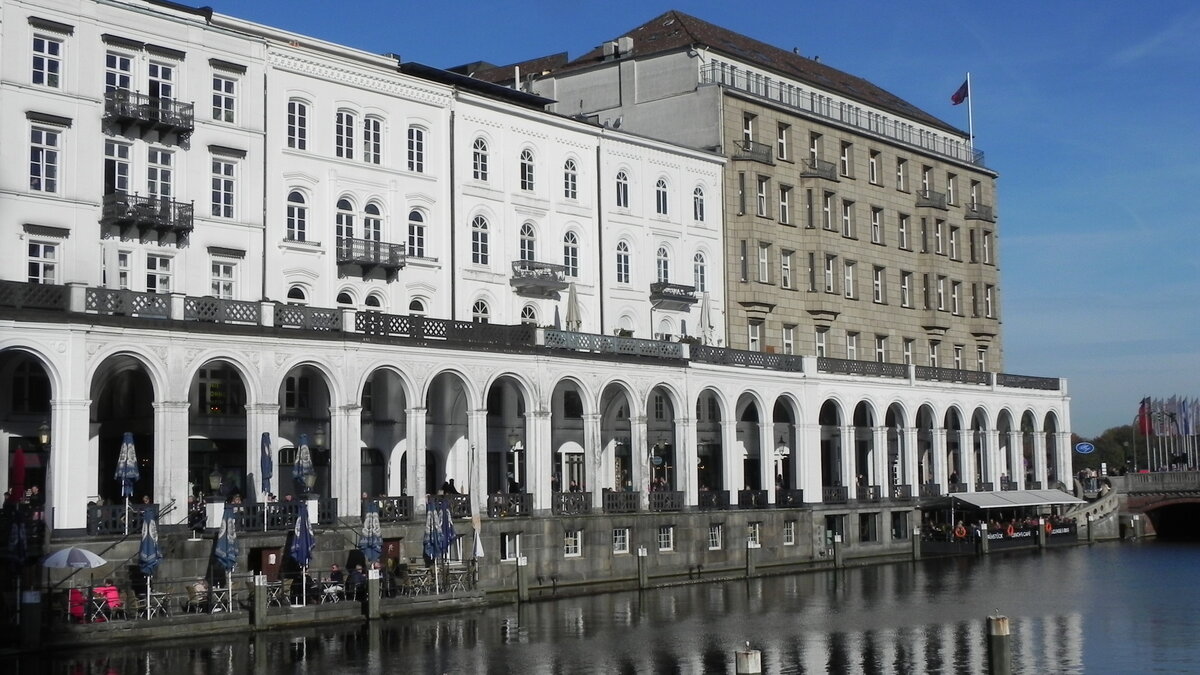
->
[1125, 471, 1200, 494]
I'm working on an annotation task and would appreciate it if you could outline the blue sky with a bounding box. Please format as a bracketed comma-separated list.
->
[205, 1, 1200, 437]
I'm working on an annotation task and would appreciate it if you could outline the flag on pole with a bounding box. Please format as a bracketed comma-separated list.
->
[1137, 397, 1152, 436]
[951, 79, 969, 105]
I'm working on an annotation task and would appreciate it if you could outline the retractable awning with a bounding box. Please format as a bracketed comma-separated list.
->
[950, 489, 1084, 509]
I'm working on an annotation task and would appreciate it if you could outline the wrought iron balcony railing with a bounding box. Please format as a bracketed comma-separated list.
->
[698, 490, 730, 510]
[551, 491, 591, 515]
[336, 237, 406, 281]
[602, 489, 640, 514]
[691, 345, 804, 372]
[648, 490, 684, 512]
[916, 189, 948, 210]
[103, 88, 194, 143]
[731, 139, 773, 164]
[486, 492, 532, 517]
[737, 489, 768, 509]
[817, 357, 906, 378]
[964, 201, 995, 222]
[822, 485, 849, 504]
[510, 260, 569, 297]
[856, 485, 881, 501]
[776, 489, 805, 507]
[649, 282, 698, 311]
[101, 192, 194, 241]
[799, 158, 838, 181]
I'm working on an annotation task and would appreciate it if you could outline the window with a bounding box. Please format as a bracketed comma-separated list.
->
[563, 159, 578, 199]
[612, 528, 629, 554]
[615, 171, 629, 208]
[27, 242, 57, 284]
[693, 186, 706, 222]
[777, 123, 789, 161]
[780, 250, 793, 289]
[211, 261, 236, 299]
[779, 186, 791, 224]
[336, 198, 355, 241]
[875, 335, 888, 362]
[615, 241, 631, 284]
[970, 179, 982, 207]
[977, 347, 988, 372]
[898, 214, 911, 250]
[822, 192, 834, 230]
[900, 272, 913, 308]
[922, 274, 931, 309]
[519, 223, 536, 262]
[656, 247, 670, 283]
[985, 285, 995, 317]
[839, 142, 853, 177]
[103, 140, 130, 195]
[472, 138, 489, 181]
[740, 240, 748, 282]
[693, 253, 707, 292]
[951, 281, 962, 314]
[920, 218, 930, 253]
[758, 243, 770, 283]
[363, 203, 382, 242]
[147, 147, 173, 199]
[782, 325, 796, 355]
[815, 328, 828, 357]
[748, 522, 761, 548]
[286, 286, 307, 305]
[742, 113, 754, 142]
[286, 191, 307, 241]
[563, 232, 579, 277]
[934, 220, 945, 254]
[407, 210, 425, 257]
[210, 158, 235, 218]
[335, 110, 356, 159]
[823, 255, 836, 293]
[921, 165, 932, 193]
[860, 513, 879, 543]
[212, 74, 236, 122]
[406, 126, 424, 171]
[360, 117, 381, 165]
[928, 340, 940, 367]
[116, 250, 131, 289]
[755, 176, 769, 217]
[519, 149, 535, 191]
[841, 201, 855, 237]
[655, 179, 669, 216]
[657, 525, 674, 551]
[148, 60, 174, 100]
[520, 305, 537, 325]
[748, 321, 762, 351]
[146, 254, 172, 293]
[873, 266, 885, 303]
[708, 523, 723, 550]
[936, 275, 946, 310]
[500, 533, 520, 562]
[471, 299, 490, 324]
[953, 345, 964, 370]
[903, 339, 914, 365]
[32, 35, 62, 88]
[737, 172, 746, 214]
[843, 261, 856, 299]
[868, 150, 880, 184]
[564, 530, 582, 558]
[471, 216, 489, 264]
[105, 51, 131, 92]
[972, 282, 980, 317]
[946, 173, 957, 205]
[809, 132, 822, 163]
[982, 231, 994, 264]
[287, 100, 308, 150]
[896, 158, 908, 191]
[846, 332, 858, 360]
[29, 127, 60, 193]
[871, 208, 883, 244]
[784, 520, 796, 546]
[408, 298, 426, 315]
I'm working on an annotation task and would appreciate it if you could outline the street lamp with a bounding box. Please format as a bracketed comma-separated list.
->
[37, 421, 51, 446]
[775, 435, 790, 485]
[508, 432, 523, 492]
[313, 423, 327, 450]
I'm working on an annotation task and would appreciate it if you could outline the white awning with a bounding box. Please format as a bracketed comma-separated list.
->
[950, 489, 1084, 509]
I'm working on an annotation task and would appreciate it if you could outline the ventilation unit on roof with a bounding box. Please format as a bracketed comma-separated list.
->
[617, 36, 634, 54]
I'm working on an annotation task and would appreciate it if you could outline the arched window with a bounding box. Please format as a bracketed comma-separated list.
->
[407, 210, 425, 258]
[693, 186, 706, 222]
[365, 294, 382, 308]
[655, 178, 669, 215]
[286, 285, 307, 305]
[520, 305, 538, 325]
[519, 223, 536, 263]
[335, 109, 356, 159]
[472, 299, 490, 324]
[615, 171, 629, 208]
[287, 99, 308, 150]
[472, 138, 489, 181]
[286, 191, 307, 241]
[336, 291, 354, 306]
[408, 298, 426, 315]
[363, 203, 382, 242]
[336, 198, 355, 241]
[615, 241, 631, 284]
[656, 247, 670, 283]
[364, 116, 382, 164]
[563, 231, 579, 277]
[407, 126, 425, 172]
[563, 159, 578, 199]
[471, 215, 489, 265]
[519, 149, 535, 191]
[693, 252, 707, 292]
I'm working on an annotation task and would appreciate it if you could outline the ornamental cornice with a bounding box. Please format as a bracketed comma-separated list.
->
[460, 114, 504, 130]
[268, 52, 451, 108]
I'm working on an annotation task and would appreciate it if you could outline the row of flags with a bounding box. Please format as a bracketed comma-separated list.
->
[1137, 396, 1199, 437]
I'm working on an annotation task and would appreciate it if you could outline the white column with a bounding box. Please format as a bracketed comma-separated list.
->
[959, 428, 975, 491]
[798, 422, 822, 503]
[932, 428, 948, 492]
[406, 407, 428, 506]
[721, 415, 741, 498]
[153, 400, 190, 517]
[1008, 431, 1023, 489]
[677, 416, 697, 506]
[840, 424, 856, 492]
[902, 426, 920, 492]
[529, 409, 553, 512]
[758, 422, 774, 503]
[47, 399, 91, 531]
[985, 429, 1001, 486]
[1054, 432, 1071, 489]
[245, 403, 280, 502]
[466, 408, 488, 517]
[872, 425, 888, 494]
[1033, 432, 1048, 487]
[331, 403, 362, 517]
[583, 412, 604, 509]
[631, 415, 649, 508]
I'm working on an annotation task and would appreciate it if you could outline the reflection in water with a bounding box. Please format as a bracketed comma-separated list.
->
[16, 543, 1200, 674]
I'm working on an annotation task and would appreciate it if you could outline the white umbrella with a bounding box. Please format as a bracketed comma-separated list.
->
[698, 292, 714, 345]
[43, 547, 108, 569]
[565, 282, 582, 332]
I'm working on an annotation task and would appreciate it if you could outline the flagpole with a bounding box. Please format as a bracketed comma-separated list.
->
[965, 72, 975, 154]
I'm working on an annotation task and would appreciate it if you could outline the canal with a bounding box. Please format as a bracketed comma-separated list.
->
[8, 540, 1199, 674]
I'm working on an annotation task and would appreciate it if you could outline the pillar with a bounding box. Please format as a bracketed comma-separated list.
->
[245, 403, 280, 502]
[798, 422, 823, 502]
[466, 408, 488, 517]
[677, 416, 696, 506]
[1032, 432, 1048, 487]
[840, 424, 856, 492]
[872, 426, 888, 494]
[1007, 431, 1022, 489]
[631, 415, 649, 508]
[583, 412, 603, 509]
[903, 426, 920, 492]
[152, 400, 190, 517]
[758, 422, 774, 504]
[958, 428, 974, 490]
[932, 428, 948, 492]
[722, 415, 742, 496]
[331, 403, 362, 517]
[529, 409, 552, 512]
[406, 407, 428, 506]
[985, 429, 1001, 486]
[47, 399, 92, 530]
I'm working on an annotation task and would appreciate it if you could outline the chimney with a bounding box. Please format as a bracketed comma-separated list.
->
[617, 36, 634, 55]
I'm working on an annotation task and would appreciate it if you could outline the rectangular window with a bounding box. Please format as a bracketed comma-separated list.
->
[784, 520, 796, 546]
[953, 345, 964, 370]
[30, 127, 61, 193]
[364, 118, 383, 165]
[657, 525, 674, 552]
[406, 126, 424, 171]
[815, 328, 828, 357]
[936, 275, 946, 310]
[501, 533, 521, 562]
[873, 266, 885, 303]
[739, 240, 748, 282]
[875, 335, 887, 362]
[116, 250, 131, 289]
[408, 218, 426, 258]
[807, 252, 817, 292]
[805, 189, 815, 228]
[32, 35, 63, 88]
[871, 207, 883, 244]
[922, 274, 931, 309]
[898, 214, 910, 250]
[928, 340, 940, 367]
[896, 158, 908, 191]
[782, 324, 795, 355]
[920, 218, 929, 253]
[748, 321, 762, 352]
[287, 100, 308, 150]
[985, 285, 995, 317]
[708, 523, 723, 550]
[841, 200, 855, 237]
[104, 140, 130, 194]
[148, 61, 174, 101]
[921, 165, 932, 193]
[742, 113, 754, 142]
[934, 219, 945, 254]
[822, 191, 834, 230]
[949, 226, 960, 260]
[780, 250, 793, 289]
[776, 123, 789, 161]
[972, 282, 980, 317]
[211, 260, 236, 299]
[977, 347, 988, 372]
[859, 513, 879, 543]
[212, 74, 236, 123]
[146, 254, 172, 293]
[892, 512, 911, 541]
[27, 241, 57, 284]
[756, 176, 769, 217]
[846, 331, 858, 360]
[335, 111, 355, 159]
[844, 261, 856, 299]
[900, 272, 913, 308]
[868, 150, 880, 184]
[147, 147, 173, 199]
[946, 173, 957, 205]
[564, 530, 582, 558]
[758, 243, 770, 283]
[823, 255, 836, 293]
[737, 172, 746, 214]
[903, 338, 914, 365]
[778, 186, 791, 224]
[982, 231, 993, 264]
[612, 528, 629, 554]
[105, 51, 132, 92]
[839, 141, 852, 177]
[748, 522, 761, 548]
[951, 281, 962, 314]
[211, 158, 235, 218]
[809, 132, 822, 163]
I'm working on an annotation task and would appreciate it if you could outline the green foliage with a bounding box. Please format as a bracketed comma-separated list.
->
[1071, 424, 1139, 474]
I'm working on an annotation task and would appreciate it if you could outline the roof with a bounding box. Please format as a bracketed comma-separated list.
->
[451, 53, 570, 85]
[949, 490, 1085, 510]
[553, 10, 963, 136]
[398, 62, 555, 110]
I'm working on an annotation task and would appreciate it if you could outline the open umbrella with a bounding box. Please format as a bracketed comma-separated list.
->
[699, 292, 713, 345]
[359, 500, 383, 563]
[115, 433, 140, 534]
[43, 547, 107, 569]
[565, 282, 582, 332]
[213, 503, 239, 595]
[291, 502, 315, 605]
[138, 504, 162, 597]
[292, 434, 315, 496]
[9, 445, 26, 504]
[260, 432, 273, 497]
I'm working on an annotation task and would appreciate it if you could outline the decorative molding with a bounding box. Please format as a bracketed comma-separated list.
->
[267, 52, 451, 108]
[23, 224, 70, 239]
[209, 58, 247, 74]
[207, 246, 246, 259]
[29, 17, 74, 35]
[26, 111, 72, 128]
[208, 144, 247, 159]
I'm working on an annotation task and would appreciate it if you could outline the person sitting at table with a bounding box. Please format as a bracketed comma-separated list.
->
[347, 564, 366, 600]
[328, 563, 344, 584]
[94, 579, 122, 619]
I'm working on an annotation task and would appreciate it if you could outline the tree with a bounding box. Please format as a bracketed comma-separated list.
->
[1071, 425, 1136, 475]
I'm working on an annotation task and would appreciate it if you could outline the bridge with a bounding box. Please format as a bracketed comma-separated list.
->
[1080, 472, 1200, 539]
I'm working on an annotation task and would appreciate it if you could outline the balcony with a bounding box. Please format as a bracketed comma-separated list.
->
[919, 483, 942, 498]
[817, 357, 906, 379]
[916, 189, 948, 210]
[856, 485, 881, 501]
[737, 489, 768, 509]
[649, 282, 698, 311]
[965, 201, 995, 222]
[698, 490, 730, 510]
[891, 484, 913, 500]
[551, 491, 592, 516]
[101, 192, 194, 243]
[428, 494, 472, 519]
[602, 490, 640, 514]
[510, 260, 569, 297]
[799, 158, 838, 181]
[336, 237, 406, 281]
[648, 490, 684, 512]
[822, 485, 849, 504]
[486, 492, 532, 518]
[731, 139, 773, 164]
[103, 89, 194, 144]
[776, 489, 805, 507]
[691, 344, 804, 372]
